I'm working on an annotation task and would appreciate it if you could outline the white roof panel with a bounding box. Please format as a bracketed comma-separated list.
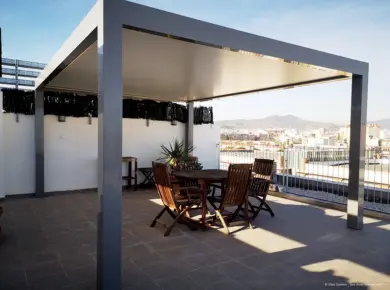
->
[35, 1, 368, 102]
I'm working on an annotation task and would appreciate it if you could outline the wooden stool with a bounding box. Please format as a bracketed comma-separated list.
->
[138, 167, 155, 188]
[122, 157, 138, 191]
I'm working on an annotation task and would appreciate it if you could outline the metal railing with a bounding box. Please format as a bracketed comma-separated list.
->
[0, 78, 35, 86]
[2, 58, 46, 69]
[1, 68, 40, 77]
[219, 146, 390, 214]
[1, 57, 45, 89]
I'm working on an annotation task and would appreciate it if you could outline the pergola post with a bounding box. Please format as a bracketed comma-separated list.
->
[347, 73, 368, 230]
[35, 89, 44, 197]
[186, 102, 194, 151]
[96, 0, 123, 289]
[0, 91, 4, 199]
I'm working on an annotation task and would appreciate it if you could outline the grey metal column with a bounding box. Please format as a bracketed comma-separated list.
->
[96, 0, 123, 289]
[35, 89, 44, 197]
[347, 73, 368, 230]
[0, 91, 4, 199]
[186, 102, 194, 151]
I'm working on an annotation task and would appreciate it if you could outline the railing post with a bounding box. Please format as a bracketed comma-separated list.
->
[347, 72, 368, 230]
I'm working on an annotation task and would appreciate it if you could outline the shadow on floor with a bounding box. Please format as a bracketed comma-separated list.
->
[0, 189, 388, 289]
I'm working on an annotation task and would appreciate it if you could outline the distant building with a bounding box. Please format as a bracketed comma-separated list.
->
[339, 124, 382, 147]
[220, 127, 270, 142]
[367, 124, 381, 140]
[379, 139, 390, 152]
[303, 135, 337, 147]
[0, 57, 45, 89]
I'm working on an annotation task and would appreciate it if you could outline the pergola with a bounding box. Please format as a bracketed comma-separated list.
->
[34, 0, 368, 288]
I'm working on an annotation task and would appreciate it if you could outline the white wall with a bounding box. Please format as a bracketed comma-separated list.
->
[2, 113, 218, 196]
[3, 114, 35, 195]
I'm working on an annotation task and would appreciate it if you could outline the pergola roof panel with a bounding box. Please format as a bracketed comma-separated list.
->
[43, 29, 350, 102]
[35, 1, 367, 102]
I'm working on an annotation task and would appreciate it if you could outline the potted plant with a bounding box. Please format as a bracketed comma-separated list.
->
[158, 138, 194, 171]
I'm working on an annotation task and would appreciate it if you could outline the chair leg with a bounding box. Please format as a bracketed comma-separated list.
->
[215, 210, 229, 235]
[231, 205, 242, 221]
[164, 209, 189, 237]
[150, 207, 167, 227]
[244, 197, 253, 229]
[207, 197, 218, 210]
[262, 201, 275, 217]
[251, 197, 275, 220]
[251, 197, 262, 221]
[211, 186, 216, 198]
[166, 207, 177, 219]
[248, 198, 256, 211]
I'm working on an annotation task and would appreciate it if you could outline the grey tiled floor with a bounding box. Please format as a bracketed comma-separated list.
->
[0, 189, 389, 289]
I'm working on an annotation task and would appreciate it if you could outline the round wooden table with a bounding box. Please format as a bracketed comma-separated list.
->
[174, 169, 228, 227]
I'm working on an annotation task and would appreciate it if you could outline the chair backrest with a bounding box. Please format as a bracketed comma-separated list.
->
[253, 158, 274, 180]
[249, 159, 274, 195]
[152, 162, 177, 209]
[175, 157, 198, 171]
[175, 157, 199, 187]
[221, 164, 253, 208]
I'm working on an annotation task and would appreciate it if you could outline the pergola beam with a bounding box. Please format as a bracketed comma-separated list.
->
[34, 4, 99, 90]
[119, 2, 368, 76]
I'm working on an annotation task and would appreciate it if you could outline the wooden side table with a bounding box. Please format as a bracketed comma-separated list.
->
[122, 157, 138, 191]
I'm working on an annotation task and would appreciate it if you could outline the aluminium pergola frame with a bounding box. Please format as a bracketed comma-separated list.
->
[33, 0, 368, 288]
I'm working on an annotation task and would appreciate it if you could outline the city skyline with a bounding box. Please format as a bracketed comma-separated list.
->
[1, 0, 389, 123]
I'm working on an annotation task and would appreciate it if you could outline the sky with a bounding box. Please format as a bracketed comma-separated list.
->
[1, 0, 389, 124]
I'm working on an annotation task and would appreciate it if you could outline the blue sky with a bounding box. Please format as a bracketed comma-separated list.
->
[1, 0, 389, 123]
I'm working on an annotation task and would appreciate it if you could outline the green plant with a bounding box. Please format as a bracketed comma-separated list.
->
[159, 138, 194, 168]
[193, 160, 203, 170]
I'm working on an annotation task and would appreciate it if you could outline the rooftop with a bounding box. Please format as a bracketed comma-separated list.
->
[1, 189, 389, 289]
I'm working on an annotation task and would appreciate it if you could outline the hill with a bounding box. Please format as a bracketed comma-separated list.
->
[217, 115, 337, 130]
[372, 118, 390, 130]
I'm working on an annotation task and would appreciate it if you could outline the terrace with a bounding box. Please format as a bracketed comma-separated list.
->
[0, 0, 377, 289]
[1, 189, 389, 290]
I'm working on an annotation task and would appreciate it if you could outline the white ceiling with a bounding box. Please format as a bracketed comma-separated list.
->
[45, 28, 350, 101]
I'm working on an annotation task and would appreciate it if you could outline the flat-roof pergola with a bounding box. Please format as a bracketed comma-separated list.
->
[34, 0, 369, 288]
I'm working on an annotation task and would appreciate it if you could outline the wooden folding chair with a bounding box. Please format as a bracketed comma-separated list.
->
[175, 156, 198, 171]
[151, 162, 201, 236]
[174, 157, 200, 188]
[207, 164, 252, 235]
[248, 158, 275, 220]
